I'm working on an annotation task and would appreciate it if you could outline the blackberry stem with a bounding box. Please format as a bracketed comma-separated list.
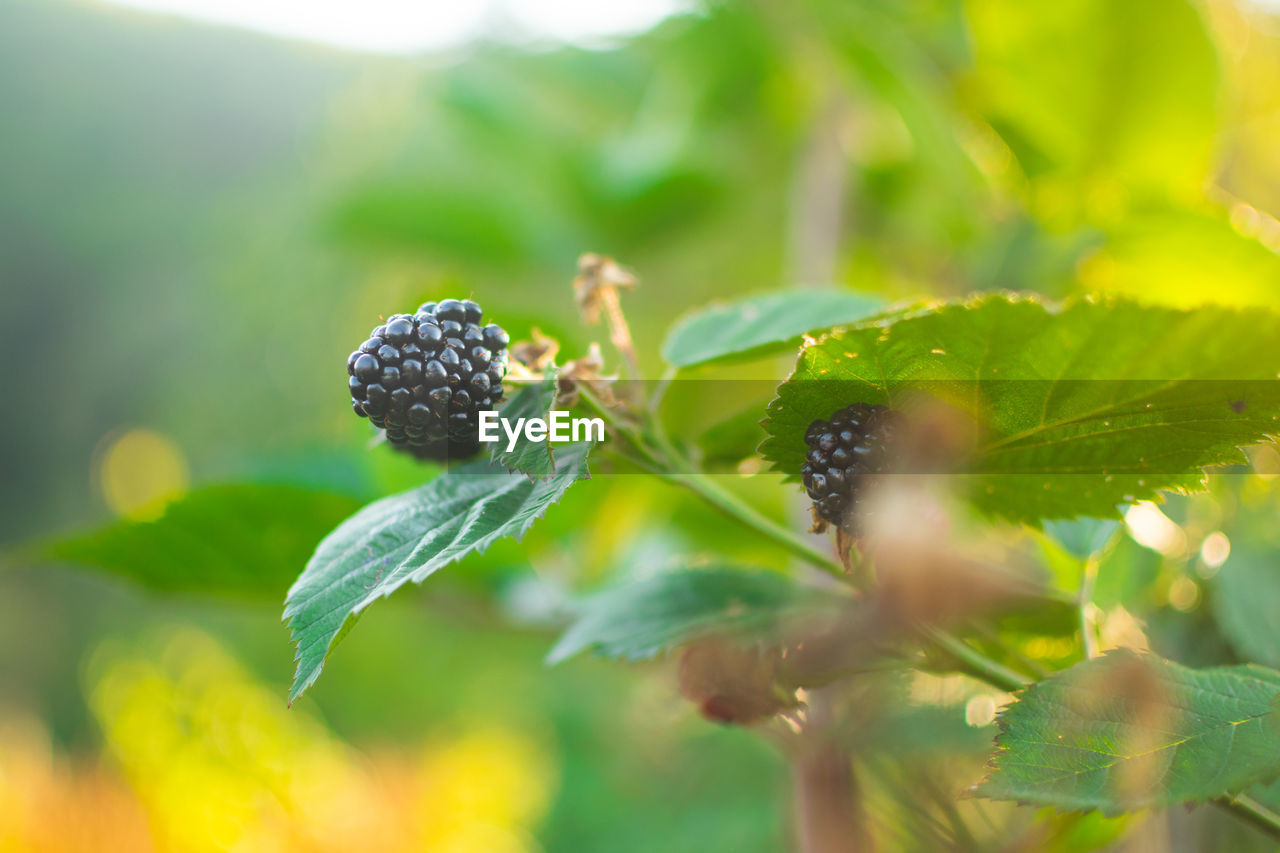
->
[1217, 795, 1280, 843]
[662, 466, 847, 581]
[918, 626, 1026, 693]
[577, 383, 847, 578]
[598, 387, 1054, 692]
[1079, 552, 1101, 660]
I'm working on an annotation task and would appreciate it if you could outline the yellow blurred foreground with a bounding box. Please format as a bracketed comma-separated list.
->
[0, 630, 555, 852]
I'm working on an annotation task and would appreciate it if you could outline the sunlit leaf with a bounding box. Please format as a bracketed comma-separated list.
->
[761, 294, 1280, 524]
[975, 650, 1280, 813]
[285, 443, 592, 701]
[965, 0, 1218, 215]
[662, 290, 884, 368]
[1082, 205, 1280, 308]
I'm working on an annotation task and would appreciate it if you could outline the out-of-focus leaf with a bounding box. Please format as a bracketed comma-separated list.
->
[761, 294, 1280, 524]
[696, 405, 767, 469]
[662, 290, 884, 368]
[1090, 534, 1162, 613]
[547, 567, 836, 664]
[331, 183, 531, 263]
[965, 0, 1218, 214]
[44, 485, 360, 599]
[976, 650, 1280, 813]
[1042, 518, 1121, 561]
[1036, 516, 1122, 602]
[491, 370, 562, 479]
[1211, 542, 1280, 669]
[285, 443, 592, 702]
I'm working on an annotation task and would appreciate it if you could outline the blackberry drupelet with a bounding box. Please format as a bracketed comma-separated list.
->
[346, 298, 510, 461]
[801, 402, 900, 533]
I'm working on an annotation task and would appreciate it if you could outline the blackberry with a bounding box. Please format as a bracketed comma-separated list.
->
[800, 402, 900, 534]
[346, 299, 509, 461]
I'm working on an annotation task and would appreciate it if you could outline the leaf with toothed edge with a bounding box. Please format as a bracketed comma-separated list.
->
[974, 649, 1280, 814]
[284, 442, 591, 702]
[760, 293, 1280, 524]
[490, 369, 561, 479]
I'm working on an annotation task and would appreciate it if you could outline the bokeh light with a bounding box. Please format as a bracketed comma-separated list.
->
[96, 429, 190, 521]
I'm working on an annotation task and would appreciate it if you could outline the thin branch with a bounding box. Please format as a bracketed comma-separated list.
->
[660, 467, 847, 582]
[918, 625, 1027, 694]
[1216, 794, 1280, 842]
[1079, 554, 1100, 659]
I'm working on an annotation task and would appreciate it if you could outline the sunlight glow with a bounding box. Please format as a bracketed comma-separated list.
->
[97, 0, 687, 53]
[1124, 502, 1186, 556]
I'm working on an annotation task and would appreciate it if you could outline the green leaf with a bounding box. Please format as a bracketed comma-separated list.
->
[491, 369, 561, 479]
[44, 485, 360, 599]
[1212, 542, 1280, 669]
[976, 650, 1280, 813]
[547, 567, 834, 664]
[285, 442, 592, 702]
[1042, 518, 1122, 562]
[661, 290, 883, 368]
[760, 294, 1280, 524]
[696, 405, 768, 469]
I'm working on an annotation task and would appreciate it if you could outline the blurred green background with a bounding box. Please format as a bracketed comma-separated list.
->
[3, 0, 1280, 849]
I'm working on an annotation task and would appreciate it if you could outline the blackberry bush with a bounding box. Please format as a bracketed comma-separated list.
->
[285, 276, 1280, 850]
[346, 298, 509, 461]
[800, 402, 899, 533]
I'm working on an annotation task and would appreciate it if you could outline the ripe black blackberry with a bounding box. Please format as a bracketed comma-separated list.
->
[801, 402, 900, 534]
[346, 298, 510, 461]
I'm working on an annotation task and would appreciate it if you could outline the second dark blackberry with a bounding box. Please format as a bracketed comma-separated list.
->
[800, 402, 900, 533]
[346, 298, 510, 461]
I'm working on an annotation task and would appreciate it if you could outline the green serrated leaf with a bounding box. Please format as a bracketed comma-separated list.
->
[761, 294, 1280, 523]
[285, 443, 592, 702]
[44, 485, 360, 599]
[547, 567, 835, 664]
[975, 650, 1280, 814]
[491, 370, 561, 479]
[661, 290, 883, 368]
